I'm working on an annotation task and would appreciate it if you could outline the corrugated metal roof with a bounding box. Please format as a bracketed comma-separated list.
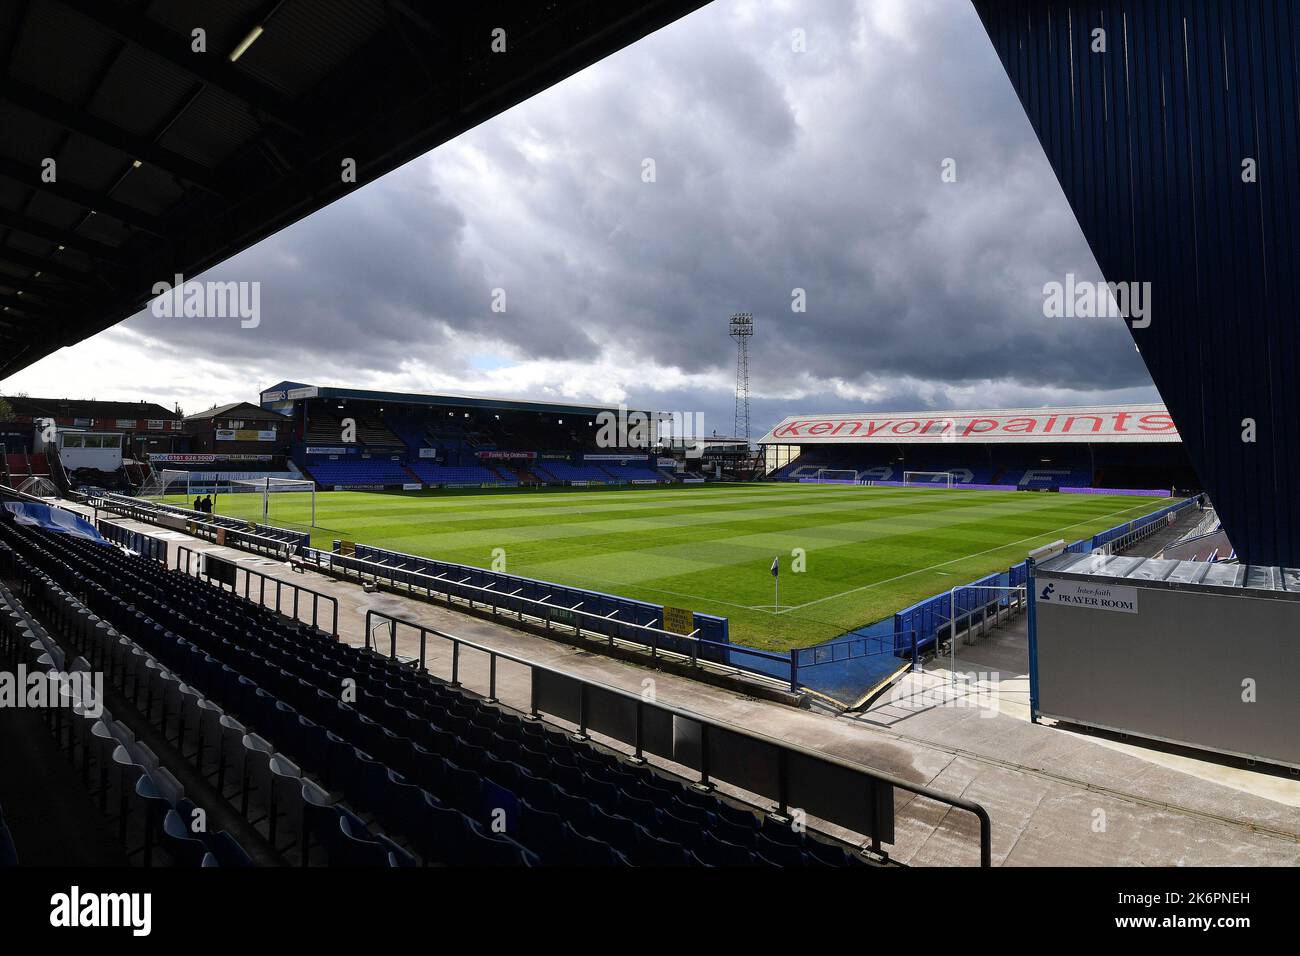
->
[974, 0, 1300, 565]
[1039, 551, 1300, 598]
[0, 0, 712, 377]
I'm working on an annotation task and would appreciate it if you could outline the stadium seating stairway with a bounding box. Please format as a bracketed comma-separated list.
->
[0, 516, 871, 867]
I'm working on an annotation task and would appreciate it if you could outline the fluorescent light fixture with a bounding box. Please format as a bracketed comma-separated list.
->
[229, 24, 264, 62]
[131, 159, 142, 169]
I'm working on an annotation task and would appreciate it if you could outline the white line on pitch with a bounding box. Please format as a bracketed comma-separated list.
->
[773, 499, 1169, 615]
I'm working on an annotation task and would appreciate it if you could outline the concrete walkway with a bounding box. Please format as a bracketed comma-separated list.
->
[80, 503, 1300, 866]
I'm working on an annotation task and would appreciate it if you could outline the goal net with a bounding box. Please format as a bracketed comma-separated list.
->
[137, 468, 195, 502]
[814, 468, 860, 484]
[16, 475, 59, 498]
[902, 471, 956, 487]
[229, 477, 317, 526]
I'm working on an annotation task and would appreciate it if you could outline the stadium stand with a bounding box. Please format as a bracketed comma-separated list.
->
[0, 507, 872, 866]
[536, 461, 620, 484]
[599, 462, 670, 483]
[303, 460, 415, 488]
[406, 463, 512, 487]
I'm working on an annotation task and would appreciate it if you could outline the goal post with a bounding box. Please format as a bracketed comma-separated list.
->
[814, 468, 860, 484]
[902, 470, 956, 487]
[137, 468, 194, 502]
[230, 477, 317, 527]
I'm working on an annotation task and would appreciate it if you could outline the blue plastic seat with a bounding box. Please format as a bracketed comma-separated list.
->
[162, 809, 208, 866]
[442, 761, 482, 814]
[696, 832, 754, 867]
[421, 796, 472, 865]
[517, 799, 567, 863]
[580, 805, 639, 852]
[464, 819, 538, 866]
[205, 830, 254, 867]
[655, 807, 702, 848]
[336, 814, 391, 866]
[616, 791, 660, 830]
[805, 838, 857, 867]
[629, 825, 690, 866]
[561, 823, 627, 866]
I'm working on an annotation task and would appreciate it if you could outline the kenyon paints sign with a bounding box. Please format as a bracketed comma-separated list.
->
[1037, 579, 1139, 614]
[758, 404, 1178, 445]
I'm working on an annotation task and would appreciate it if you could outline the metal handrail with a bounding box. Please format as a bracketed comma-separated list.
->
[365, 607, 993, 866]
[946, 584, 1027, 684]
[303, 545, 797, 691]
[174, 544, 339, 636]
[92, 493, 302, 556]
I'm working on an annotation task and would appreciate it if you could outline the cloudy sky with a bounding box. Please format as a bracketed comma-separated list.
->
[2, 0, 1157, 436]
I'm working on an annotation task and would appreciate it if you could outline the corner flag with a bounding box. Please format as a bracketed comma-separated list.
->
[771, 556, 780, 609]
[770, 556, 779, 577]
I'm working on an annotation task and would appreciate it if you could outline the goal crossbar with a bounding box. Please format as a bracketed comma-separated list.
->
[814, 468, 860, 484]
[230, 477, 316, 526]
[902, 470, 956, 487]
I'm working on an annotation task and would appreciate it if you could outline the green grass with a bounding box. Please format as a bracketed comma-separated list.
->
[176, 483, 1172, 651]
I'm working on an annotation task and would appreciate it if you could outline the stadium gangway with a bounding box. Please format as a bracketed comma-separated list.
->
[363, 606, 992, 866]
[946, 584, 1027, 686]
[89, 493, 304, 558]
[303, 545, 797, 691]
[174, 544, 339, 637]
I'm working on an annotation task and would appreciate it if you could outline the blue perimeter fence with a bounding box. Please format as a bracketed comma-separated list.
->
[732, 495, 1198, 701]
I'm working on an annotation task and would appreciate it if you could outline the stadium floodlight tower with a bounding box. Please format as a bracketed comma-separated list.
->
[729, 312, 753, 442]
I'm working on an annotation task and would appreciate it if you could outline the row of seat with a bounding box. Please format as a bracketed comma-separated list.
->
[2, 522, 538, 865]
[0, 516, 871, 867]
[0, 571, 256, 867]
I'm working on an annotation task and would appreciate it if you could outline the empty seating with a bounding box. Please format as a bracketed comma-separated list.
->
[0, 510, 872, 868]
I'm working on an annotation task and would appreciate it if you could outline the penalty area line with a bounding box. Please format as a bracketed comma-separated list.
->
[774, 498, 1170, 615]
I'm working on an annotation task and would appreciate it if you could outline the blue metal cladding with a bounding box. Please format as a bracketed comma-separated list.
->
[972, 1, 1300, 566]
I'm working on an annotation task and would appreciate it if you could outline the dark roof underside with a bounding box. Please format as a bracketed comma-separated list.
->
[0, 0, 711, 378]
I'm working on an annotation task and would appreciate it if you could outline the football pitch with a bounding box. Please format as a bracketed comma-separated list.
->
[189, 483, 1172, 650]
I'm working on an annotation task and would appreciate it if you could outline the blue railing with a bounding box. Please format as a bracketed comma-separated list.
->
[888, 496, 1198, 654]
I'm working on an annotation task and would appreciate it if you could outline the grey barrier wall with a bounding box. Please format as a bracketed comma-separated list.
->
[1033, 558, 1300, 769]
[530, 667, 894, 846]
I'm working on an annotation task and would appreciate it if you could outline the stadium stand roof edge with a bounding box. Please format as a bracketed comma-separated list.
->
[0, 0, 712, 379]
[185, 400, 287, 422]
[0, 394, 178, 420]
[261, 381, 650, 418]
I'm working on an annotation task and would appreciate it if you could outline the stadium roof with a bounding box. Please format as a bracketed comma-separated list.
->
[185, 400, 285, 422]
[758, 403, 1180, 446]
[260, 381, 637, 418]
[0, 394, 177, 421]
[0, 0, 710, 379]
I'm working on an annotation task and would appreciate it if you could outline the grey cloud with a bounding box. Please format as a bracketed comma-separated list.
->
[77, 0, 1155, 428]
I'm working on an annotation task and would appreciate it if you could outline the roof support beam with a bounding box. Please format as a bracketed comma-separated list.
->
[0, 80, 230, 196]
[0, 207, 123, 262]
[0, 247, 101, 289]
[0, 157, 171, 239]
[53, 0, 303, 135]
